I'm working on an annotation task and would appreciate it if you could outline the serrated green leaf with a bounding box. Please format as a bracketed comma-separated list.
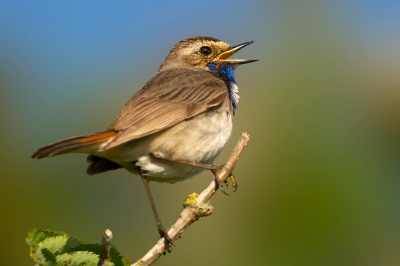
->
[70, 244, 131, 266]
[26, 229, 131, 266]
[70, 244, 101, 254]
[33, 248, 57, 266]
[56, 251, 110, 266]
[109, 247, 131, 266]
[26, 229, 69, 246]
[39, 235, 81, 255]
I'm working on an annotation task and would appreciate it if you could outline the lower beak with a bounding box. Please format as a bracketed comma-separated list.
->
[216, 40, 258, 65]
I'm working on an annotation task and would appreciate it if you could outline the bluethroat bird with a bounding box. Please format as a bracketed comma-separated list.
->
[32, 36, 257, 249]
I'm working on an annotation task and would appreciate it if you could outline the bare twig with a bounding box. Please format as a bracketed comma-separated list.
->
[132, 132, 250, 266]
[98, 229, 113, 266]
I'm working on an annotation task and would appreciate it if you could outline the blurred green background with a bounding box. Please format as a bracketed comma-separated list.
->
[1, 1, 400, 265]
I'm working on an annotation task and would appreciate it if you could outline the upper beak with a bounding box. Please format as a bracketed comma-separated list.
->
[215, 40, 258, 65]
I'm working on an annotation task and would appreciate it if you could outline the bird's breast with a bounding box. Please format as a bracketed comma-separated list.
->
[118, 102, 233, 183]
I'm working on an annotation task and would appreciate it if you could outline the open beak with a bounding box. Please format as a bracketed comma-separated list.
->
[215, 40, 258, 65]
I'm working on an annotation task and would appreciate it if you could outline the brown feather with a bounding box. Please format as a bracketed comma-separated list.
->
[104, 68, 227, 149]
[31, 131, 116, 159]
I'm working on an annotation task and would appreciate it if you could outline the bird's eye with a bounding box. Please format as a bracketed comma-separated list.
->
[199, 46, 212, 56]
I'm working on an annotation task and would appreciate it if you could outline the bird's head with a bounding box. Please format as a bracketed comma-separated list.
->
[159, 36, 257, 72]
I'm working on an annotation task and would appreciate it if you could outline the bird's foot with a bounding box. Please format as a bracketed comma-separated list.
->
[225, 173, 238, 192]
[157, 222, 174, 254]
[151, 151, 238, 193]
[211, 167, 238, 195]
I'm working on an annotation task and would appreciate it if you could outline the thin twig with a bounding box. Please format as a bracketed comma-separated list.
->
[98, 229, 113, 266]
[132, 132, 250, 266]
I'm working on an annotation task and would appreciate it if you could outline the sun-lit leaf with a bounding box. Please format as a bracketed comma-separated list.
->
[56, 251, 102, 266]
[26, 229, 131, 266]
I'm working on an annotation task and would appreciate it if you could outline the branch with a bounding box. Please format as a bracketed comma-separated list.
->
[132, 132, 250, 266]
[98, 229, 113, 266]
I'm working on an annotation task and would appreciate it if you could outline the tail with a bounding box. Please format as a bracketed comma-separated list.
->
[31, 131, 117, 159]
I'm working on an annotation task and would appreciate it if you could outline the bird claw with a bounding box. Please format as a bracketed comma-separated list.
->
[224, 179, 229, 187]
[229, 174, 238, 192]
[219, 184, 230, 196]
[222, 175, 237, 192]
[157, 222, 174, 253]
[211, 168, 238, 195]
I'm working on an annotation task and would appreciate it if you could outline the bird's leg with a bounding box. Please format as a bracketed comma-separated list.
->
[140, 170, 174, 253]
[151, 151, 237, 194]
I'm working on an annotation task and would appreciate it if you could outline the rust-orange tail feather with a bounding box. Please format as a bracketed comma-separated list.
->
[31, 131, 117, 159]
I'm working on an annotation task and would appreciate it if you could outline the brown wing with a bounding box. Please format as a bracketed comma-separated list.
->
[104, 68, 227, 149]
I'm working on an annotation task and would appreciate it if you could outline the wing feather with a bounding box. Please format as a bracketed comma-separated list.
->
[105, 68, 227, 149]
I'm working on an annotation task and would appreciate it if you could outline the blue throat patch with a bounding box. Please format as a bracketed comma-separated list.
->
[208, 62, 239, 116]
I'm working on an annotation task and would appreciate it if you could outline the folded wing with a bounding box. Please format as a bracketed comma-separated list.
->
[105, 68, 227, 149]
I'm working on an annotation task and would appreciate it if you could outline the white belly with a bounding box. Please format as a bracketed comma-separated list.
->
[105, 107, 233, 183]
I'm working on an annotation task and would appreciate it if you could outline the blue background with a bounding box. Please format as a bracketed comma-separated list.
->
[1, 1, 400, 265]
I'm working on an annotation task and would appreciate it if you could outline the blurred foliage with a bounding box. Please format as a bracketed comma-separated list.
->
[1, 1, 400, 265]
[26, 229, 130, 266]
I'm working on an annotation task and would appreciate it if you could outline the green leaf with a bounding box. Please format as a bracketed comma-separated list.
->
[26, 229, 69, 246]
[70, 244, 101, 254]
[56, 251, 102, 266]
[109, 248, 131, 266]
[70, 244, 131, 266]
[39, 235, 81, 255]
[32, 248, 57, 266]
[26, 229, 131, 266]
